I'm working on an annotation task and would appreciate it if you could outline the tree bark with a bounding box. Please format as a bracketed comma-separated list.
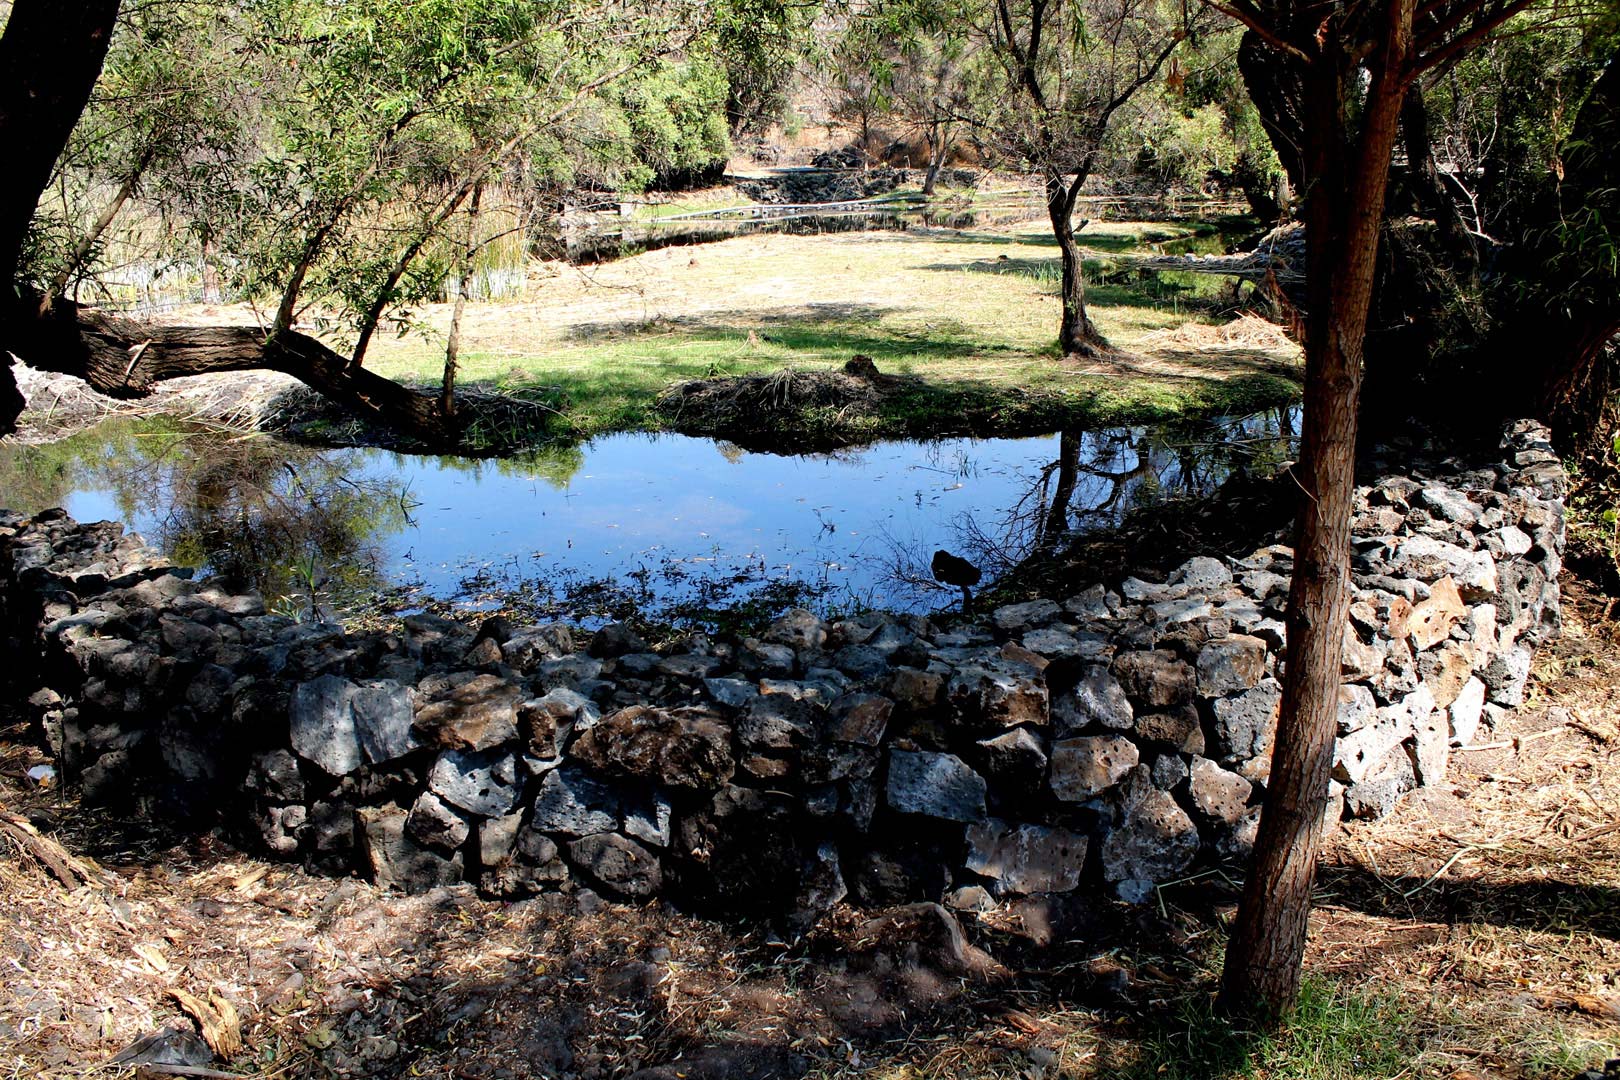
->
[922, 121, 948, 195]
[1219, 0, 1415, 1021]
[0, 0, 124, 436]
[0, 0, 123, 293]
[442, 183, 484, 419]
[1045, 174, 1106, 358]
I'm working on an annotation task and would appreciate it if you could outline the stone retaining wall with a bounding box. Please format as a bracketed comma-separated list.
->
[0, 420, 1565, 925]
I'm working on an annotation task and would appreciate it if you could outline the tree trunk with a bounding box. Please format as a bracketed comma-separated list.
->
[1041, 429, 1080, 548]
[442, 184, 484, 419]
[0, 0, 123, 294]
[1236, 31, 1309, 200]
[0, 0, 123, 436]
[923, 122, 948, 196]
[1219, 0, 1415, 1021]
[4, 297, 460, 444]
[1485, 59, 1620, 447]
[1045, 174, 1107, 358]
[1399, 89, 1476, 262]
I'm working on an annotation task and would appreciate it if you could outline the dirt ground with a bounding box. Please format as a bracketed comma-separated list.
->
[1, 582, 1615, 1080]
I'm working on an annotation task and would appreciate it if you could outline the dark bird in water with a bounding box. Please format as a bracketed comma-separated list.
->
[932, 549, 981, 614]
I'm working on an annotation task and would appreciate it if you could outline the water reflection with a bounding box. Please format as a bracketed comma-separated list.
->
[0, 420, 416, 619]
[877, 410, 1297, 603]
[0, 408, 1297, 625]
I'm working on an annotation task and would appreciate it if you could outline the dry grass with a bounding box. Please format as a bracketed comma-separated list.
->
[3, 587, 1614, 1080]
[151, 219, 1301, 442]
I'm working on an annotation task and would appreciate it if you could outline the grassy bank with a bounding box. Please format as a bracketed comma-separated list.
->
[337, 215, 1302, 446]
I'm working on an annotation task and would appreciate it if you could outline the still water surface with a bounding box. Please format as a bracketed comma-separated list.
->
[0, 409, 1295, 624]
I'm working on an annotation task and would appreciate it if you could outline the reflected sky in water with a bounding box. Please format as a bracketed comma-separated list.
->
[2, 409, 1296, 618]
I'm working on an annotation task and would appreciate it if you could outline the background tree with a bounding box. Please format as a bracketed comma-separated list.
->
[970, 0, 1194, 357]
[0, 0, 733, 444]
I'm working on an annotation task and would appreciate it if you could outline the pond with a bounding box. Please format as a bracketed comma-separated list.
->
[0, 408, 1297, 628]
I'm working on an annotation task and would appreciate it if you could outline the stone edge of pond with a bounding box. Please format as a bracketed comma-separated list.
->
[0, 419, 1562, 928]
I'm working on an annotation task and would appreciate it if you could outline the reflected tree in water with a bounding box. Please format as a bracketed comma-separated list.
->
[876, 408, 1299, 606]
[0, 421, 415, 618]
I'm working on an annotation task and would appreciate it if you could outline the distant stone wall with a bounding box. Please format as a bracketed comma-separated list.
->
[0, 420, 1565, 924]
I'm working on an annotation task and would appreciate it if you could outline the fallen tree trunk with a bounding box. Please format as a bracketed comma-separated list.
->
[2, 298, 462, 444]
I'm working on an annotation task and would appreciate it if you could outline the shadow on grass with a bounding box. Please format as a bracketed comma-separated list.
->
[1098, 977, 1424, 1080]
[917, 254, 1234, 310]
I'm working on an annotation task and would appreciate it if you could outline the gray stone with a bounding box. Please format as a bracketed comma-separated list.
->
[1485, 526, 1533, 557]
[1052, 666, 1133, 734]
[1196, 635, 1268, 695]
[975, 727, 1049, 787]
[479, 812, 525, 865]
[1449, 677, 1487, 745]
[1149, 596, 1214, 625]
[740, 638, 796, 678]
[964, 820, 1089, 894]
[1099, 774, 1198, 885]
[1169, 555, 1233, 590]
[1050, 735, 1139, 801]
[588, 622, 648, 658]
[1023, 626, 1106, 659]
[571, 705, 734, 791]
[1390, 535, 1497, 598]
[737, 694, 817, 751]
[428, 748, 521, 817]
[623, 791, 673, 848]
[1410, 698, 1449, 786]
[360, 807, 463, 893]
[1122, 576, 1177, 602]
[568, 833, 662, 899]
[500, 623, 575, 670]
[353, 680, 418, 763]
[1113, 650, 1196, 709]
[289, 675, 362, 776]
[657, 653, 725, 680]
[1187, 756, 1253, 824]
[1064, 585, 1113, 621]
[533, 654, 603, 692]
[790, 842, 848, 932]
[886, 750, 987, 822]
[1211, 679, 1282, 761]
[247, 749, 304, 802]
[1133, 705, 1205, 754]
[1337, 683, 1378, 734]
[1482, 643, 1533, 706]
[1344, 746, 1417, 818]
[991, 599, 1062, 632]
[413, 673, 522, 751]
[1418, 485, 1479, 526]
[1333, 695, 1418, 786]
[1150, 753, 1189, 790]
[531, 767, 620, 836]
[1240, 570, 1289, 601]
[764, 608, 827, 651]
[704, 677, 762, 710]
[832, 644, 889, 679]
[406, 791, 471, 850]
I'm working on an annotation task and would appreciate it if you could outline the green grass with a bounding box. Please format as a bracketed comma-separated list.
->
[350, 212, 1301, 448]
[1114, 978, 1424, 1080]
